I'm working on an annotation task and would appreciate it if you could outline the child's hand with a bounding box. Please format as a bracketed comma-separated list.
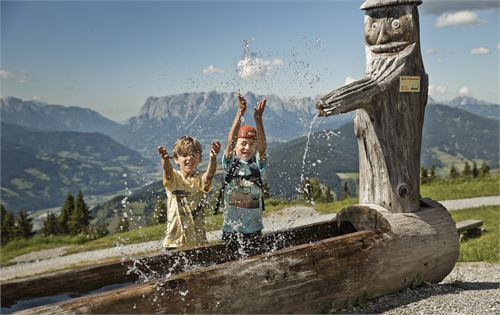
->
[254, 98, 266, 119]
[237, 93, 247, 115]
[210, 141, 221, 157]
[158, 146, 171, 160]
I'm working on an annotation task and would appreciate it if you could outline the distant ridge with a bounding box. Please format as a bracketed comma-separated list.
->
[0, 122, 153, 212]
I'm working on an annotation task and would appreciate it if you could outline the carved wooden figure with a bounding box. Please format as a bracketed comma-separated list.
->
[317, 0, 428, 213]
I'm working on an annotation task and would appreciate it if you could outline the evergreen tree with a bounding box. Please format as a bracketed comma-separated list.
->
[43, 212, 60, 236]
[94, 223, 110, 237]
[342, 182, 350, 200]
[302, 179, 313, 201]
[480, 161, 490, 177]
[15, 210, 35, 239]
[449, 164, 459, 179]
[69, 191, 91, 234]
[117, 215, 130, 233]
[58, 193, 75, 234]
[261, 182, 272, 199]
[324, 186, 334, 203]
[1, 204, 16, 245]
[462, 162, 472, 177]
[153, 199, 168, 225]
[429, 165, 437, 182]
[420, 166, 429, 184]
[472, 161, 480, 178]
[309, 178, 323, 201]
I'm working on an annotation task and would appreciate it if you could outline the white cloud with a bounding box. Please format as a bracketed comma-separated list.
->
[429, 84, 448, 96]
[497, 44, 500, 51]
[237, 57, 283, 80]
[272, 58, 284, 66]
[344, 76, 356, 85]
[421, 0, 499, 15]
[0, 69, 13, 79]
[435, 11, 480, 27]
[202, 65, 225, 74]
[470, 47, 490, 55]
[32, 96, 41, 100]
[457, 86, 471, 96]
[425, 48, 435, 54]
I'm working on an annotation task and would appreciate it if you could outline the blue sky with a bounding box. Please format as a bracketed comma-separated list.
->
[1, 0, 499, 121]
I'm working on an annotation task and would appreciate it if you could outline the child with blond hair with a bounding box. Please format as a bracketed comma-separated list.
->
[158, 136, 221, 249]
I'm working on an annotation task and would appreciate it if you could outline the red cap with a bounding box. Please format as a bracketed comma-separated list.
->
[237, 125, 257, 139]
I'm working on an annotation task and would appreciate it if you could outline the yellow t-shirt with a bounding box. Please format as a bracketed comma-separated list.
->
[162, 170, 211, 248]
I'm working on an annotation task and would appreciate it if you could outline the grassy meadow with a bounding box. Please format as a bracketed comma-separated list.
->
[1, 174, 498, 265]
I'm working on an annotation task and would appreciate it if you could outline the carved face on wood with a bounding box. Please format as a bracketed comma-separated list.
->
[364, 5, 417, 55]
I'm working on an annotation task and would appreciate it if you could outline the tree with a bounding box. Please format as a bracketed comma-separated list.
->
[302, 179, 313, 201]
[94, 223, 110, 237]
[69, 191, 91, 234]
[480, 161, 490, 177]
[43, 212, 60, 236]
[449, 164, 459, 179]
[152, 198, 168, 225]
[309, 178, 323, 202]
[262, 182, 272, 199]
[58, 193, 75, 234]
[117, 215, 130, 233]
[1, 204, 16, 245]
[15, 210, 35, 239]
[429, 165, 437, 182]
[472, 161, 480, 178]
[324, 186, 334, 203]
[420, 166, 429, 184]
[342, 182, 350, 200]
[462, 162, 472, 177]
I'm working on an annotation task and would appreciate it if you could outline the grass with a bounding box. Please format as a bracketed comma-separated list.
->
[2, 175, 498, 265]
[420, 174, 499, 201]
[451, 205, 499, 263]
[0, 234, 91, 265]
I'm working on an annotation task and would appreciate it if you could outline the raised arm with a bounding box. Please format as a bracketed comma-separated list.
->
[202, 141, 221, 190]
[158, 146, 173, 181]
[254, 99, 267, 159]
[224, 93, 247, 159]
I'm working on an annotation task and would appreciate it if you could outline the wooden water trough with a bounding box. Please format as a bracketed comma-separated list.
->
[8, 198, 458, 314]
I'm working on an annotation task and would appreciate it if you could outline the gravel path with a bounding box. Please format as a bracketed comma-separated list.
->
[1, 196, 498, 282]
[340, 262, 500, 315]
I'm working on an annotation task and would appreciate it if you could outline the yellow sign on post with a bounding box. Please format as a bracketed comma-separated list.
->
[399, 76, 421, 92]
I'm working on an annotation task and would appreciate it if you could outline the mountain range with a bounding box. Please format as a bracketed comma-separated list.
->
[429, 96, 500, 120]
[1, 92, 498, 213]
[1, 122, 153, 211]
[266, 103, 499, 197]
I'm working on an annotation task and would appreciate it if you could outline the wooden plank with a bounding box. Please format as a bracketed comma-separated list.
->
[456, 219, 483, 234]
[1, 220, 338, 307]
[16, 204, 458, 314]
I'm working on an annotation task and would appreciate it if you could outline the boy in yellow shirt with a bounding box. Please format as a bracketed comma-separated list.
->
[158, 136, 221, 249]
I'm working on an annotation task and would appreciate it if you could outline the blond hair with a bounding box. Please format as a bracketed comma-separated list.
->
[172, 136, 202, 159]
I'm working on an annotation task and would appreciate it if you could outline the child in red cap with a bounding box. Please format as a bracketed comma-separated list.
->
[218, 92, 268, 249]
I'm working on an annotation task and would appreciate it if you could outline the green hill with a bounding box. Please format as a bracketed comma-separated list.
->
[266, 103, 498, 197]
[1, 123, 154, 212]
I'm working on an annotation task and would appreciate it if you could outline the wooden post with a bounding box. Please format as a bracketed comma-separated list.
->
[16, 201, 458, 314]
[317, 0, 427, 213]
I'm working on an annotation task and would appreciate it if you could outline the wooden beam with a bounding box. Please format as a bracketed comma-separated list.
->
[16, 202, 458, 314]
[2, 221, 338, 307]
[456, 219, 483, 234]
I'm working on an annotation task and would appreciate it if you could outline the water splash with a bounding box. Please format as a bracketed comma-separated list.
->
[297, 113, 319, 204]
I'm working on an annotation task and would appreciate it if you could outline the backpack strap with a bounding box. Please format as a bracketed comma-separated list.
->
[213, 156, 266, 214]
[213, 157, 241, 214]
